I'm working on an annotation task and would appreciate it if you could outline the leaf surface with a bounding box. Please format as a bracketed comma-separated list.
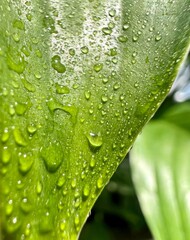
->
[0, 0, 190, 239]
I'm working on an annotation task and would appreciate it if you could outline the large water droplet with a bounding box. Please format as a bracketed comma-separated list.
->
[87, 132, 103, 148]
[41, 140, 63, 173]
[51, 55, 66, 73]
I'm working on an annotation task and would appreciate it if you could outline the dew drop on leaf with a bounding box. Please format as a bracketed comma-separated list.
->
[20, 197, 32, 213]
[21, 77, 36, 92]
[87, 132, 103, 148]
[51, 55, 66, 73]
[83, 184, 90, 198]
[93, 63, 103, 72]
[18, 153, 34, 174]
[27, 124, 37, 135]
[90, 156, 96, 168]
[57, 174, 66, 188]
[101, 95, 108, 103]
[1, 128, 10, 143]
[59, 219, 66, 231]
[74, 214, 80, 226]
[109, 9, 116, 17]
[123, 23, 130, 30]
[15, 102, 27, 115]
[36, 181, 42, 194]
[2, 147, 11, 164]
[5, 199, 13, 216]
[39, 212, 53, 234]
[6, 216, 21, 233]
[97, 175, 104, 189]
[56, 83, 70, 94]
[155, 34, 162, 41]
[84, 91, 91, 100]
[13, 128, 27, 146]
[102, 27, 112, 35]
[81, 46, 89, 54]
[41, 140, 63, 173]
[118, 35, 128, 43]
[71, 178, 77, 189]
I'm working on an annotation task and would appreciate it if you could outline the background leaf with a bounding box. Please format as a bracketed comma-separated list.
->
[130, 118, 190, 240]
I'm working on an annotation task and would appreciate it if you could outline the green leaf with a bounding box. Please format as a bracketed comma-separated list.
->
[130, 120, 190, 240]
[0, 0, 190, 239]
[162, 102, 190, 131]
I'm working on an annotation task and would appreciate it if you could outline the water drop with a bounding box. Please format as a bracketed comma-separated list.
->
[60, 219, 66, 231]
[87, 132, 103, 148]
[84, 91, 91, 100]
[123, 23, 130, 30]
[2, 147, 11, 164]
[39, 212, 53, 233]
[18, 153, 34, 174]
[27, 124, 37, 135]
[101, 95, 108, 103]
[93, 63, 103, 72]
[9, 105, 15, 116]
[1, 128, 10, 143]
[109, 9, 116, 17]
[12, 33, 20, 42]
[57, 174, 66, 188]
[69, 48, 75, 56]
[74, 214, 80, 226]
[6, 216, 21, 233]
[113, 83, 120, 90]
[41, 140, 63, 173]
[56, 83, 70, 94]
[71, 178, 77, 189]
[132, 35, 139, 42]
[21, 77, 36, 92]
[90, 157, 96, 168]
[81, 46, 89, 54]
[118, 35, 128, 43]
[36, 181, 42, 194]
[20, 197, 32, 213]
[51, 55, 66, 73]
[13, 128, 27, 146]
[155, 34, 162, 41]
[83, 184, 90, 198]
[13, 19, 25, 30]
[15, 102, 27, 115]
[102, 27, 112, 35]
[7, 55, 25, 74]
[97, 176, 104, 189]
[6, 199, 13, 216]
